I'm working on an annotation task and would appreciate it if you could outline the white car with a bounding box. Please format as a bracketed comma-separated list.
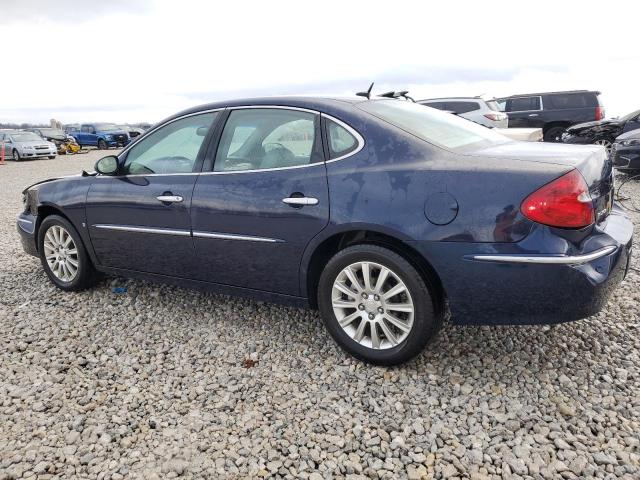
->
[0, 131, 57, 161]
[418, 97, 509, 128]
[495, 128, 543, 142]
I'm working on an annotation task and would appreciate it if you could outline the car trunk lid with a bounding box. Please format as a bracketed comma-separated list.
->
[473, 141, 614, 224]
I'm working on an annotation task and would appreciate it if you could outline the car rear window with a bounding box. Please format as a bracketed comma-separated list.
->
[446, 101, 480, 114]
[359, 100, 508, 152]
[420, 101, 447, 110]
[486, 100, 501, 111]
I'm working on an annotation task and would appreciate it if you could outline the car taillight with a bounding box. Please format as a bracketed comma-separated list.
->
[484, 113, 505, 121]
[521, 169, 594, 228]
[595, 106, 605, 120]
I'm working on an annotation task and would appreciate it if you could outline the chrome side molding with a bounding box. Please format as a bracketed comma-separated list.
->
[468, 245, 618, 265]
[93, 224, 191, 236]
[192, 231, 282, 243]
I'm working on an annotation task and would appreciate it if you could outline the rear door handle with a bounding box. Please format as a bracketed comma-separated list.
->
[156, 195, 183, 203]
[282, 197, 319, 206]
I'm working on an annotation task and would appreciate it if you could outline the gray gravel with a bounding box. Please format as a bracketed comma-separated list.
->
[1, 151, 639, 479]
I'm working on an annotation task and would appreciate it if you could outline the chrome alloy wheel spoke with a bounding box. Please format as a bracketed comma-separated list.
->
[331, 261, 414, 350]
[43, 225, 79, 282]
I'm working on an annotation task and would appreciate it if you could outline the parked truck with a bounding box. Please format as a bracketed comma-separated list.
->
[65, 123, 131, 149]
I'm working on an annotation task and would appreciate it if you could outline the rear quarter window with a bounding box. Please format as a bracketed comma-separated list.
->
[545, 93, 597, 109]
[446, 101, 480, 114]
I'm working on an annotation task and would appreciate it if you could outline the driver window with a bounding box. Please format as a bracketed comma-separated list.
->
[123, 112, 218, 175]
[214, 109, 318, 172]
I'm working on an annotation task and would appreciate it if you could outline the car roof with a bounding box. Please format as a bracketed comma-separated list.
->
[497, 90, 601, 100]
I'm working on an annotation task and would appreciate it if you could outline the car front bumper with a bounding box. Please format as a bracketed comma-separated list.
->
[412, 206, 633, 325]
[17, 212, 38, 257]
[18, 148, 57, 158]
[611, 144, 640, 171]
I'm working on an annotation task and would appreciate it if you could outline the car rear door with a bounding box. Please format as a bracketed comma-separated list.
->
[189, 107, 330, 296]
[85, 111, 220, 277]
[505, 96, 542, 127]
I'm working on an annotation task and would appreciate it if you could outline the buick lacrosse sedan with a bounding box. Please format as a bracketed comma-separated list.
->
[18, 97, 633, 365]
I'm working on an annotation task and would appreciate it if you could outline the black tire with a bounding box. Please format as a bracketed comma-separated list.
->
[38, 215, 97, 291]
[12, 149, 20, 161]
[543, 126, 566, 143]
[318, 244, 441, 365]
[97, 139, 108, 150]
[48, 155, 56, 159]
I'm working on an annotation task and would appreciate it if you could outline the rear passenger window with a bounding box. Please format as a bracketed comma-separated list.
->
[214, 109, 320, 172]
[545, 93, 592, 109]
[507, 97, 541, 112]
[327, 119, 358, 159]
[446, 101, 480, 114]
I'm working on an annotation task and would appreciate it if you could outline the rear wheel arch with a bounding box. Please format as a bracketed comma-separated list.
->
[304, 229, 446, 315]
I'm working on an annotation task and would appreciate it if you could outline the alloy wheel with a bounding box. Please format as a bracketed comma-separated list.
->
[13, 150, 20, 161]
[594, 139, 612, 155]
[43, 225, 79, 282]
[331, 261, 414, 350]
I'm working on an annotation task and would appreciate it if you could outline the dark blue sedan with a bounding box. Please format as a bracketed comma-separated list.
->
[17, 97, 633, 365]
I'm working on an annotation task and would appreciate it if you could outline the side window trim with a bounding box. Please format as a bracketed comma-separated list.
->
[208, 106, 324, 173]
[321, 113, 365, 163]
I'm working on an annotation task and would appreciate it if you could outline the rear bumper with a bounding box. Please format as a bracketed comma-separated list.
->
[412, 208, 633, 325]
[17, 212, 38, 257]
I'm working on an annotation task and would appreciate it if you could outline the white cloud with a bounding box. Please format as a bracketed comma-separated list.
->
[1, 0, 638, 123]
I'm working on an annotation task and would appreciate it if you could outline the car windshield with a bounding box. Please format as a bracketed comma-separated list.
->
[11, 132, 42, 142]
[94, 124, 120, 132]
[39, 129, 66, 137]
[620, 109, 640, 122]
[359, 99, 509, 151]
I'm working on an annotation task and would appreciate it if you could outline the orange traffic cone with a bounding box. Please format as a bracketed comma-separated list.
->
[0, 142, 6, 165]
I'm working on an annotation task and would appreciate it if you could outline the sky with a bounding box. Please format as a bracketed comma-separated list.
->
[1, 0, 639, 125]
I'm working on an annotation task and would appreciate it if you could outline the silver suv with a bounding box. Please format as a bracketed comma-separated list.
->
[418, 97, 508, 128]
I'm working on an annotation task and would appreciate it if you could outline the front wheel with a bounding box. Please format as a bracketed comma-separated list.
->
[38, 215, 97, 291]
[318, 244, 441, 365]
[48, 155, 56, 159]
[593, 138, 613, 155]
[97, 139, 108, 150]
[12, 149, 21, 161]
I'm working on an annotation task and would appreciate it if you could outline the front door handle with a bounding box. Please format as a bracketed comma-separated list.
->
[528, 113, 539, 117]
[282, 196, 319, 206]
[156, 195, 183, 203]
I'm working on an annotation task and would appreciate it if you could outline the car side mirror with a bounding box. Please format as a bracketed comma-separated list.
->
[95, 155, 119, 175]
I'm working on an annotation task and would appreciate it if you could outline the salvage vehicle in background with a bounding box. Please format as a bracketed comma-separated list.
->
[118, 125, 146, 139]
[66, 123, 130, 149]
[18, 96, 632, 365]
[561, 108, 640, 154]
[1, 131, 57, 160]
[496, 90, 604, 142]
[27, 127, 81, 154]
[611, 129, 640, 175]
[418, 97, 508, 128]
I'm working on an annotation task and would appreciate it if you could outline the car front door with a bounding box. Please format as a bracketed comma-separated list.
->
[190, 107, 330, 296]
[85, 111, 220, 277]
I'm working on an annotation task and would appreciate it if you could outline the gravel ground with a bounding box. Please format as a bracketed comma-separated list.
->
[0, 151, 639, 480]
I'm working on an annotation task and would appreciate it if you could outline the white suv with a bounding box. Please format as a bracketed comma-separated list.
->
[418, 97, 508, 128]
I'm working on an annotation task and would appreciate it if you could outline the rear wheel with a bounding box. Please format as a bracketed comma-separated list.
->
[97, 139, 108, 150]
[544, 126, 566, 143]
[318, 244, 440, 365]
[12, 149, 21, 161]
[38, 215, 97, 291]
